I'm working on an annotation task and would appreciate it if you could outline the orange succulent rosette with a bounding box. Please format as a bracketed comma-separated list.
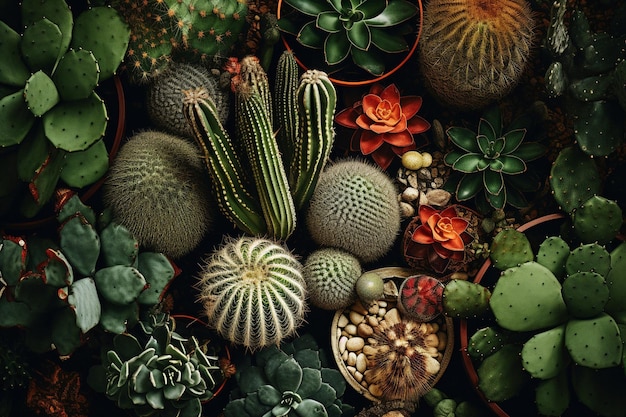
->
[335, 84, 430, 170]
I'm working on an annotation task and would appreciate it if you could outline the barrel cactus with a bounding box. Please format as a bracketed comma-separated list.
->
[146, 63, 229, 139]
[418, 0, 535, 110]
[303, 248, 362, 310]
[196, 236, 307, 351]
[305, 159, 401, 263]
[103, 130, 214, 259]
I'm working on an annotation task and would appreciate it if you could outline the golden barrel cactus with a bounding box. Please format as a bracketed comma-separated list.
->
[418, 0, 536, 110]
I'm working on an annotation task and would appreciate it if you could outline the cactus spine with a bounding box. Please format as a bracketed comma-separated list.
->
[289, 69, 337, 210]
[235, 86, 296, 240]
[196, 236, 306, 351]
[273, 50, 299, 165]
[183, 87, 266, 236]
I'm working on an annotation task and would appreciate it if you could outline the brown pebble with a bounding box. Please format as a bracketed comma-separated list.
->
[346, 337, 365, 352]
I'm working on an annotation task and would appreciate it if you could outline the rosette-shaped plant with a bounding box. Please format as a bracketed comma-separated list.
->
[403, 205, 474, 274]
[224, 333, 354, 417]
[443, 105, 546, 213]
[279, 0, 419, 76]
[335, 84, 430, 170]
[88, 314, 226, 417]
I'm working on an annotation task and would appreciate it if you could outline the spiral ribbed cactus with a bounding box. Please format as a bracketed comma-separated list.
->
[418, 0, 535, 110]
[146, 63, 229, 139]
[305, 159, 401, 263]
[303, 248, 362, 310]
[196, 236, 307, 351]
[103, 130, 213, 259]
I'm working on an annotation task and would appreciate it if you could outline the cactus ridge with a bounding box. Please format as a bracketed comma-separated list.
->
[305, 158, 401, 263]
[273, 50, 299, 165]
[196, 236, 306, 351]
[302, 248, 362, 310]
[103, 130, 214, 259]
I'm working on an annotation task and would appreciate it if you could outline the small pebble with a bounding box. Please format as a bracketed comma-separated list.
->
[346, 337, 365, 352]
[339, 335, 348, 354]
[350, 311, 365, 325]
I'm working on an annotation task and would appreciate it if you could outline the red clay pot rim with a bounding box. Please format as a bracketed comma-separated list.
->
[276, 0, 423, 87]
[458, 213, 566, 417]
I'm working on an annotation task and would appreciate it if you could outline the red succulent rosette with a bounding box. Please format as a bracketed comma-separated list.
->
[398, 275, 445, 321]
[403, 205, 475, 274]
[335, 83, 430, 170]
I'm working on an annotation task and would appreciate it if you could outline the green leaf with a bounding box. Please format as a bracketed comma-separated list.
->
[0, 20, 31, 86]
[276, 358, 303, 393]
[364, 0, 418, 26]
[486, 187, 506, 209]
[324, 31, 351, 65]
[481, 106, 502, 137]
[505, 185, 529, 209]
[456, 173, 482, 201]
[446, 127, 480, 152]
[297, 21, 326, 48]
[316, 12, 342, 32]
[499, 155, 526, 175]
[452, 153, 484, 173]
[513, 142, 546, 161]
[476, 135, 492, 156]
[257, 385, 282, 406]
[501, 128, 525, 154]
[483, 169, 504, 196]
[68, 277, 101, 333]
[0, 90, 35, 147]
[356, 0, 387, 19]
[478, 118, 497, 143]
[347, 20, 371, 50]
[351, 47, 385, 75]
[370, 28, 408, 52]
[284, 0, 333, 16]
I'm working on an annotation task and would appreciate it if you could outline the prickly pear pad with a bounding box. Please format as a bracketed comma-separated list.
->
[490, 261, 568, 332]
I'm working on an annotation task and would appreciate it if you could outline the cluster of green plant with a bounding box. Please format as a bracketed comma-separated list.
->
[0, 0, 130, 221]
[278, 0, 419, 76]
[0, 192, 178, 356]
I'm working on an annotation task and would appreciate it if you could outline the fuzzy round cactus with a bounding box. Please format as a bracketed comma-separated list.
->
[305, 159, 401, 263]
[146, 63, 229, 138]
[303, 248, 362, 310]
[103, 130, 214, 259]
[196, 236, 307, 351]
[418, 0, 535, 110]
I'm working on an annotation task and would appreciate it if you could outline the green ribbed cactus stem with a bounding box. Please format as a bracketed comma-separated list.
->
[303, 248, 362, 310]
[146, 63, 229, 138]
[273, 50, 299, 165]
[237, 56, 272, 126]
[419, 0, 536, 110]
[103, 130, 213, 259]
[305, 158, 401, 263]
[290, 69, 337, 211]
[235, 85, 296, 240]
[196, 236, 306, 351]
[183, 87, 266, 236]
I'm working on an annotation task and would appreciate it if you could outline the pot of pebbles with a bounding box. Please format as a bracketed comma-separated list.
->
[331, 267, 454, 403]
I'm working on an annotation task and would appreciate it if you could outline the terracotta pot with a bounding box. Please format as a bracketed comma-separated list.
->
[330, 267, 454, 403]
[1, 75, 126, 233]
[276, 0, 423, 87]
[458, 213, 566, 417]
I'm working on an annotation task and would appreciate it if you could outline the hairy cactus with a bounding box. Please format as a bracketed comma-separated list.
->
[305, 159, 401, 263]
[146, 63, 229, 139]
[103, 131, 214, 259]
[418, 0, 536, 110]
[303, 248, 362, 310]
[196, 236, 307, 351]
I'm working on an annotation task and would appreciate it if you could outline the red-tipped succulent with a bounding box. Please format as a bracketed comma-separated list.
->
[334, 83, 430, 170]
[403, 205, 475, 274]
[398, 275, 445, 321]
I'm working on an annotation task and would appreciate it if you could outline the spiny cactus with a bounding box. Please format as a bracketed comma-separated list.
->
[305, 158, 401, 263]
[146, 63, 229, 139]
[418, 0, 536, 110]
[103, 130, 214, 259]
[303, 248, 362, 310]
[196, 236, 307, 351]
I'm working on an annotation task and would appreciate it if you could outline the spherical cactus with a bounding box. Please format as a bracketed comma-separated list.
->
[146, 63, 229, 138]
[196, 236, 307, 351]
[303, 248, 362, 310]
[305, 159, 401, 263]
[418, 0, 536, 110]
[103, 130, 213, 259]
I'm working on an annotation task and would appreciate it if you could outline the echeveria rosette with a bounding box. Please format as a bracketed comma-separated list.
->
[279, 0, 418, 76]
[404, 205, 474, 274]
[443, 106, 547, 212]
[335, 83, 430, 170]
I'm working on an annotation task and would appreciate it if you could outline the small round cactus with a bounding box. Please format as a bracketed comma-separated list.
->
[146, 62, 229, 138]
[103, 130, 213, 259]
[305, 159, 401, 263]
[418, 0, 536, 110]
[303, 248, 362, 310]
[196, 236, 307, 351]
